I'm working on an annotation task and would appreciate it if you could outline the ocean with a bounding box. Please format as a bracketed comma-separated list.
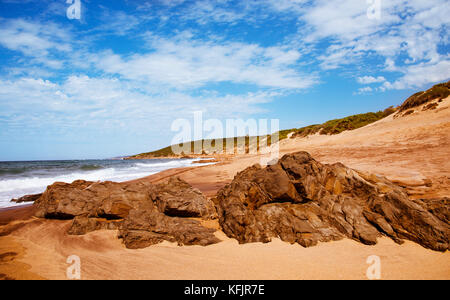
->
[0, 158, 212, 208]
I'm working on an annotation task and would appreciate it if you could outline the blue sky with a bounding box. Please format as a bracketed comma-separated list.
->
[0, 0, 449, 161]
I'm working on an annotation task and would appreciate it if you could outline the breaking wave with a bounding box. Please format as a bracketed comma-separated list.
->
[0, 158, 213, 208]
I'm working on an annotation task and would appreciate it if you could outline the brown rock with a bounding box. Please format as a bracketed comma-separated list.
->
[34, 177, 220, 249]
[10, 193, 42, 204]
[117, 195, 220, 248]
[413, 197, 449, 224]
[153, 177, 217, 219]
[34, 180, 153, 219]
[67, 216, 122, 235]
[119, 209, 220, 248]
[215, 151, 449, 251]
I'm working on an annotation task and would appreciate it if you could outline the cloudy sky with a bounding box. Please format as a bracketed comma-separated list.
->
[0, 0, 449, 160]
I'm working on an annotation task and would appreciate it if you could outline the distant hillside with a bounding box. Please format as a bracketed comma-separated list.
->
[126, 107, 396, 159]
[127, 81, 449, 159]
[398, 81, 450, 113]
[291, 107, 396, 138]
[126, 135, 277, 159]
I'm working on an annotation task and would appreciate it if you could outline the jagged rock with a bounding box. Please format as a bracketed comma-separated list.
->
[119, 206, 220, 248]
[117, 193, 220, 248]
[153, 177, 217, 219]
[34, 177, 220, 248]
[215, 151, 449, 251]
[67, 216, 122, 235]
[413, 197, 449, 224]
[11, 193, 42, 203]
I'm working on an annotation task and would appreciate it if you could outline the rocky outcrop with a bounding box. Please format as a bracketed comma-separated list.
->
[31, 152, 449, 251]
[11, 193, 42, 204]
[34, 180, 144, 219]
[414, 197, 449, 224]
[118, 204, 219, 248]
[34, 177, 220, 248]
[214, 151, 449, 251]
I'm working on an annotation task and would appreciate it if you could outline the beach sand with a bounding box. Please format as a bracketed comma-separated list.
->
[1, 216, 449, 280]
[1, 97, 449, 280]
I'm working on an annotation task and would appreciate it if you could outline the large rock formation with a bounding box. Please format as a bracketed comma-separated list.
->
[34, 177, 220, 248]
[214, 151, 449, 251]
[31, 151, 449, 251]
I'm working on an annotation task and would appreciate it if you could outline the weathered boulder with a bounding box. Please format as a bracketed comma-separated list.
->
[34, 177, 220, 248]
[215, 151, 449, 251]
[118, 201, 220, 248]
[34, 180, 152, 219]
[153, 177, 217, 219]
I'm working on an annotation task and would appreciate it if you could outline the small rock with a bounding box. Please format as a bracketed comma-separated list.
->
[11, 193, 42, 203]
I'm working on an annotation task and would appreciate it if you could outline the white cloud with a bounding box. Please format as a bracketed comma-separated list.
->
[94, 10, 148, 36]
[179, 0, 247, 25]
[355, 86, 373, 94]
[0, 18, 71, 57]
[0, 18, 71, 69]
[94, 33, 316, 90]
[0, 15, 315, 144]
[290, 0, 449, 90]
[357, 76, 386, 84]
[381, 59, 450, 90]
[0, 75, 280, 138]
[261, 0, 308, 14]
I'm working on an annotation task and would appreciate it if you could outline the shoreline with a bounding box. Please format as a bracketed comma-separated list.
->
[0, 158, 227, 223]
[124, 154, 220, 160]
[0, 156, 223, 211]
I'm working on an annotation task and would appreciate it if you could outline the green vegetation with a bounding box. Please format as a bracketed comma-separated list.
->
[398, 81, 450, 112]
[292, 106, 396, 137]
[128, 135, 275, 158]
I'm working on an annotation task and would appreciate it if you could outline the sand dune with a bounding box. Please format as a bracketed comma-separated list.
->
[1, 97, 449, 280]
[2, 219, 449, 280]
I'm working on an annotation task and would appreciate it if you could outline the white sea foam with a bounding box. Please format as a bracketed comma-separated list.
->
[0, 158, 213, 208]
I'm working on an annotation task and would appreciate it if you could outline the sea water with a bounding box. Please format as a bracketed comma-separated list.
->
[0, 158, 211, 208]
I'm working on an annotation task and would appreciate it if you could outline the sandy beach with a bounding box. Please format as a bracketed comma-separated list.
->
[1, 97, 449, 280]
[1, 215, 449, 280]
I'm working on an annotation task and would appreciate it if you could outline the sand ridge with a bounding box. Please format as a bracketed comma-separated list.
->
[4, 218, 450, 280]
